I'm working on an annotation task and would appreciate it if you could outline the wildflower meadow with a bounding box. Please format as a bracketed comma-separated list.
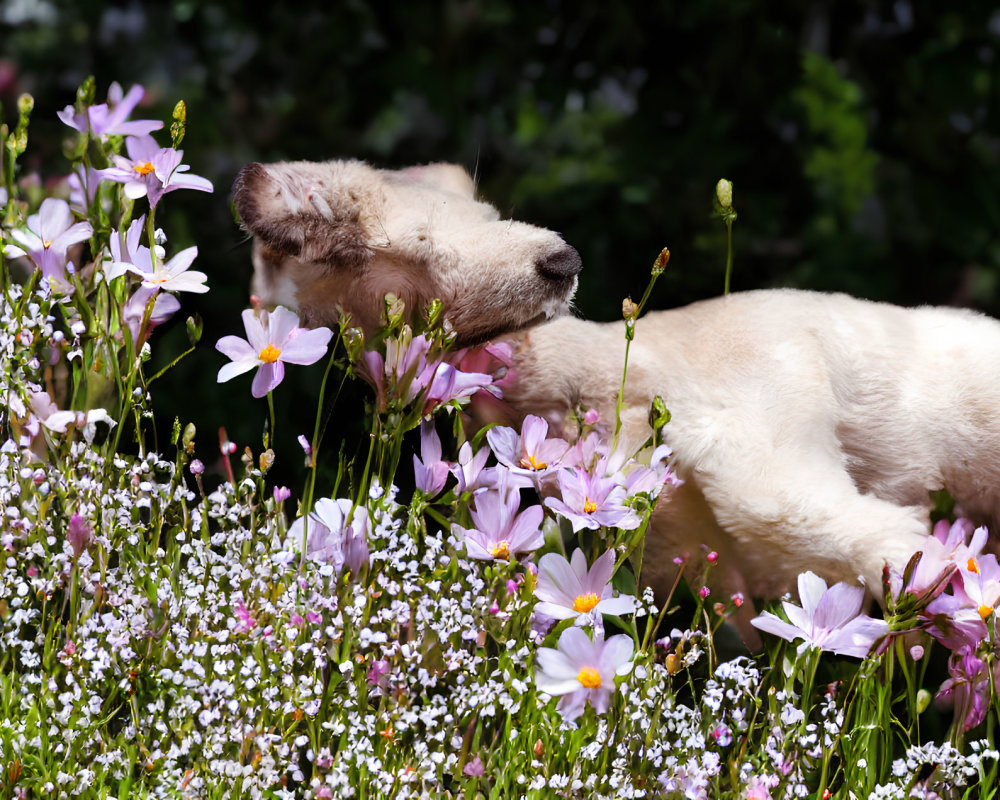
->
[2, 80, 1000, 800]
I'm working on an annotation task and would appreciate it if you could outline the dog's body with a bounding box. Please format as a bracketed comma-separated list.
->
[233, 159, 1000, 607]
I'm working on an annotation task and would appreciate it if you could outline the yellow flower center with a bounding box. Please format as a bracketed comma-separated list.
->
[583, 498, 597, 514]
[258, 344, 282, 363]
[576, 666, 601, 689]
[573, 592, 600, 613]
[489, 539, 511, 560]
[42, 239, 53, 249]
[968, 557, 981, 574]
[519, 453, 547, 470]
[134, 161, 156, 176]
[979, 604, 993, 620]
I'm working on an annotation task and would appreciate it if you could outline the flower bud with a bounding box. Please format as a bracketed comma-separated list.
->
[716, 178, 733, 209]
[622, 297, 639, 321]
[916, 688, 932, 714]
[67, 513, 94, 559]
[259, 448, 275, 474]
[652, 247, 670, 276]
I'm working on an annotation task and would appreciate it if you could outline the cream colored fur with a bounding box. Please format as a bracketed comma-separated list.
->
[233, 159, 999, 616]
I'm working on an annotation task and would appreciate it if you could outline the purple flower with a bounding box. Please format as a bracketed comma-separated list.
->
[288, 497, 370, 577]
[450, 440, 495, 495]
[232, 597, 257, 633]
[423, 361, 498, 412]
[3, 198, 93, 283]
[453, 479, 544, 561]
[216, 306, 333, 398]
[123, 286, 181, 344]
[750, 571, 888, 658]
[487, 415, 569, 486]
[925, 553, 1000, 650]
[544, 467, 641, 532]
[894, 518, 985, 598]
[273, 486, 291, 503]
[463, 755, 485, 778]
[66, 513, 94, 559]
[58, 82, 163, 139]
[358, 328, 498, 413]
[413, 421, 450, 496]
[534, 549, 636, 625]
[534, 626, 634, 723]
[936, 645, 994, 731]
[68, 164, 102, 214]
[367, 659, 390, 692]
[107, 219, 208, 294]
[97, 135, 213, 208]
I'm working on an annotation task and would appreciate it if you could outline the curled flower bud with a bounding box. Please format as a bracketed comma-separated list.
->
[622, 298, 639, 321]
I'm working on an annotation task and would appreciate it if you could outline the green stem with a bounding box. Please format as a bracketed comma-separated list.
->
[723, 219, 733, 295]
[266, 389, 276, 449]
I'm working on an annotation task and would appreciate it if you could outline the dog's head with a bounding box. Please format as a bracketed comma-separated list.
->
[232, 160, 581, 344]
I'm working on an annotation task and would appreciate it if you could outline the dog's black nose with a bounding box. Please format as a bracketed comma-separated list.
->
[536, 246, 582, 280]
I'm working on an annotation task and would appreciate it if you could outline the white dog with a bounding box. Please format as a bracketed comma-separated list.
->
[233, 159, 1000, 614]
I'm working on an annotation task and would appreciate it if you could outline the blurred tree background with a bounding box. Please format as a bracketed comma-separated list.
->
[5, 0, 1000, 485]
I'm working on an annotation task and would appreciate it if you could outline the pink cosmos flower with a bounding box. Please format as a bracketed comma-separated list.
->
[534, 549, 636, 625]
[58, 82, 163, 139]
[98, 135, 213, 208]
[487, 415, 569, 486]
[750, 571, 888, 658]
[453, 479, 544, 561]
[3, 198, 93, 283]
[544, 467, 641, 532]
[534, 626, 634, 723]
[288, 497, 370, 577]
[413, 421, 450, 496]
[216, 306, 333, 398]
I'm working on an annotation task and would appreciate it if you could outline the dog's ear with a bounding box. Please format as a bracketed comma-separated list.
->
[232, 160, 376, 268]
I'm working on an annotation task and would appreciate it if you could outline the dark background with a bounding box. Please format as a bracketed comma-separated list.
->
[6, 0, 1000, 485]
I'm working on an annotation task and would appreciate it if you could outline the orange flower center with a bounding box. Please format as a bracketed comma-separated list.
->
[42, 239, 53, 249]
[573, 592, 600, 613]
[258, 344, 282, 363]
[519, 453, 547, 470]
[968, 557, 981, 574]
[979, 604, 993, 620]
[583, 498, 598, 514]
[489, 539, 511, 560]
[576, 666, 601, 689]
[134, 161, 156, 176]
